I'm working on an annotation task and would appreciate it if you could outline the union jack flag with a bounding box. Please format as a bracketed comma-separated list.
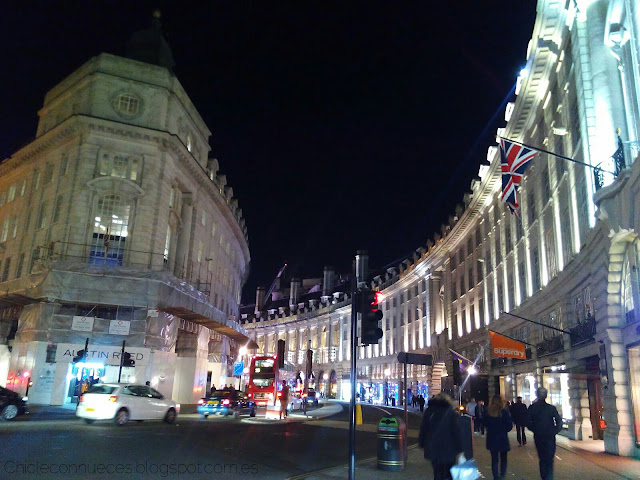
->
[499, 138, 537, 214]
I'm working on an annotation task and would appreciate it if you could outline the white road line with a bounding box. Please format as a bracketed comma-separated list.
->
[370, 406, 392, 415]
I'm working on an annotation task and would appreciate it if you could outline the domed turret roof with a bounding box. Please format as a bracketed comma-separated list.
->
[125, 10, 175, 70]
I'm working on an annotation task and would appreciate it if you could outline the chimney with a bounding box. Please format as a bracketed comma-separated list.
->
[289, 278, 301, 307]
[323, 266, 335, 296]
[255, 286, 266, 314]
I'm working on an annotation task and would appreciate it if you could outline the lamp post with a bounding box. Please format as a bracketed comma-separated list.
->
[238, 345, 247, 391]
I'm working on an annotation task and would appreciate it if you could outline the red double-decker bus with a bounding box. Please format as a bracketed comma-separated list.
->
[247, 355, 297, 406]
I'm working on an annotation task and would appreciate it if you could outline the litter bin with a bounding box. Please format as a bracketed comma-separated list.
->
[377, 416, 407, 471]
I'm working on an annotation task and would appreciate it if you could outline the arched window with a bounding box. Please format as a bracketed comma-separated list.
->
[622, 243, 639, 325]
[90, 195, 130, 266]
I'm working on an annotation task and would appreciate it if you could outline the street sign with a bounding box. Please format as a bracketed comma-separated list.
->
[397, 352, 433, 365]
[233, 361, 244, 376]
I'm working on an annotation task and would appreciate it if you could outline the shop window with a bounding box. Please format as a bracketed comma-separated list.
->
[46, 344, 57, 363]
[622, 244, 638, 324]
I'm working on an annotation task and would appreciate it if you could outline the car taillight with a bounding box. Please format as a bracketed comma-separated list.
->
[79, 395, 84, 403]
[198, 398, 205, 405]
[109, 396, 118, 402]
[222, 399, 230, 405]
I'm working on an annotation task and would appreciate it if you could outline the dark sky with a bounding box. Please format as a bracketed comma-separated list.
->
[0, 2, 536, 303]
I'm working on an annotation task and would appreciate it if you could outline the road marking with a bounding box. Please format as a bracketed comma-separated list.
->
[370, 406, 392, 415]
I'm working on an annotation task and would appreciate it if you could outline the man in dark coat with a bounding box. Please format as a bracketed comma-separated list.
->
[419, 393, 463, 480]
[527, 387, 563, 480]
[511, 396, 528, 445]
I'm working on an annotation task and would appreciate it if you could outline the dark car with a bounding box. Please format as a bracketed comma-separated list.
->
[0, 386, 28, 421]
[197, 390, 256, 419]
[305, 388, 319, 406]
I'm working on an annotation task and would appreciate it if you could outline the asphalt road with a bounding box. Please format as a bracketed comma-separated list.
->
[0, 403, 421, 480]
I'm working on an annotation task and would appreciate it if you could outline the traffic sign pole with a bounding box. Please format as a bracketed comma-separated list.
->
[118, 340, 125, 382]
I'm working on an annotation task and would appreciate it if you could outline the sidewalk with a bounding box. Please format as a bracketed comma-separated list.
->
[287, 430, 640, 480]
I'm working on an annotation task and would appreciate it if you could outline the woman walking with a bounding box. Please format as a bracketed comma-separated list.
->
[483, 395, 512, 480]
[418, 393, 463, 480]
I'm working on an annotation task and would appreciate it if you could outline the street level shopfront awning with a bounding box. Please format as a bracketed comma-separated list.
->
[161, 306, 258, 349]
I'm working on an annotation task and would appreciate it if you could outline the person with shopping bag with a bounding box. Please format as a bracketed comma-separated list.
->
[483, 395, 513, 480]
[418, 393, 464, 480]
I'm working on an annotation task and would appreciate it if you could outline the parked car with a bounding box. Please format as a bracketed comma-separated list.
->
[198, 389, 256, 418]
[305, 388, 319, 406]
[0, 386, 28, 421]
[76, 383, 179, 426]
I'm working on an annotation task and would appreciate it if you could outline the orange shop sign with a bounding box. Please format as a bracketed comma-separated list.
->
[489, 331, 526, 359]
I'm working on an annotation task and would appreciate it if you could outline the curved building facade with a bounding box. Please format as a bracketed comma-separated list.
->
[242, 0, 640, 458]
[0, 22, 252, 405]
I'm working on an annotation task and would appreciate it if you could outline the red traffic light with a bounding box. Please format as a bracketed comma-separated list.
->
[374, 291, 383, 305]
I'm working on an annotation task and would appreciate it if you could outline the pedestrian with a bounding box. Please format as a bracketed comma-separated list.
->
[511, 396, 528, 446]
[145, 380, 150, 386]
[527, 387, 562, 480]
[279, 380, 290, 420]
[419, 395, 425, 412]
[466, 397, 477, 417]
[483, 395, 512, 480]
[475, 400, 486, 436]
[418, 393, 463, 480]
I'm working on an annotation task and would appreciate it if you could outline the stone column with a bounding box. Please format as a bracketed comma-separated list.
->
[174, 194, 193, 279]
[567, 375, 593, 440]
[602, 329, 636, 456]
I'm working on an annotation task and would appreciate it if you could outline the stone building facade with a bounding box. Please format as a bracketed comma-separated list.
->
[0, 21, 253, 406]
[242, 0, 640, 458]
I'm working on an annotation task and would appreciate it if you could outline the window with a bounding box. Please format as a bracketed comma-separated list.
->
[116, 93, 140, 115]
[528, 193, 536, 224]
[0, 219, 8, 242]
[36, 201, 47, 229]
[451, 254, 457, 270]
[561, 206, 572, 262]
[23, 210, 30, 234]
[186, 133, 193, 152]
[508, 274, 514, 310]
[468, 266, 474, 288]
[532, 248, 541, 290]
[505, 221, 512, 252]
[19, 180, 26, 197]
[29, 248, 40, 273]
[542, 167, 551, 201]
[8, 185, 15, 202]
[498, 283, 504, 313]
[44, 163, 54, 185]
[519, 261, 527, 301]
[0, 192, 6, 206]
[53, 195, 63, 223]
[197, 241, 203, 263]
[61, 155, 69, 176]
[90, 195, 130, 266]
[9, 215, 17, 238]
[1, 258, 10, 282]
[467, 238, 473, 256]
[201, 210, 206, 226]
[32, 170, 40, 192]
[546, 228, 557, 278]
[98, 154, 141, 182]
[479, 297, 485, 325]
[621, 245, 638, 324]
[211, 221, 217, 237]
[163, 226, 172, 265]
[476, 260, 483, 282]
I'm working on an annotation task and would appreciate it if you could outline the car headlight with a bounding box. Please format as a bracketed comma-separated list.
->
[22, 396, 28, 402]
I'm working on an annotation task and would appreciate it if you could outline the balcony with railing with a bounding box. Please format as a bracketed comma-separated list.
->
[536, 335, 564, 357]
[569, 315, 596, 346]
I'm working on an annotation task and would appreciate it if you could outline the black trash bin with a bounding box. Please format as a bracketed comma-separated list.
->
[377, 416, 407, 471]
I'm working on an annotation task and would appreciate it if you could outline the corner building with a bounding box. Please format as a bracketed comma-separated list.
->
[243, 0, 640, 458]
[0, 20, 253, 405]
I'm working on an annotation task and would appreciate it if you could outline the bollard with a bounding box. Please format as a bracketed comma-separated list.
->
[377, 416, 407, 471]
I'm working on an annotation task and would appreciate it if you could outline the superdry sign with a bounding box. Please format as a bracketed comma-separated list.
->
[489, 331, 526, 359]
[55, 343, 150, 366]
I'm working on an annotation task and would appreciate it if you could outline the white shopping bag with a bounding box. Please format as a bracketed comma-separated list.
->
[450, 457, 480, 480]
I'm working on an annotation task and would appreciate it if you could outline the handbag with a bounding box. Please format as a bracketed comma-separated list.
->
[450, 456, 480, 480]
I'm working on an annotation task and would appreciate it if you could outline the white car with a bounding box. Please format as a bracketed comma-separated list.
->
[76, 383, 180, 426]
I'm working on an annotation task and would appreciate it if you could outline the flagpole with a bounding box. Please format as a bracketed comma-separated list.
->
[501, 311, 571, 335]
[488, 329, 535, 347]
[499, 137, 616, 175]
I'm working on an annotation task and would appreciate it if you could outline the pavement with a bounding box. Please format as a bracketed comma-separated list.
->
[286, 423, 640, 480]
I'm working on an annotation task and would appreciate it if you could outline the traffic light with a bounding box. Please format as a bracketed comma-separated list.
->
[122, 352, 135, 367]
[277, 339, 285, 368]
[360, 288, 383, 345]
[73, 349, 86, 363]
[453, 358, 462, 386]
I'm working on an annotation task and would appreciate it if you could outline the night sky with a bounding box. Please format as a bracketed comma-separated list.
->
[0, 2, 537, 302]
